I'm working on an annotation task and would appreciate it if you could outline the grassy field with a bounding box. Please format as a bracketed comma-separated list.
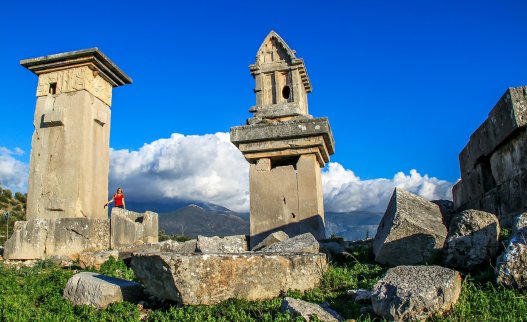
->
[0, 244, 526, 321]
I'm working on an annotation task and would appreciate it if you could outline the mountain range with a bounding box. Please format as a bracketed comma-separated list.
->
[124, 200, 383, 241]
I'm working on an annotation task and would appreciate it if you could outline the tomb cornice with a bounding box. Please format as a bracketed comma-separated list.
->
[20, 48, 132, 87]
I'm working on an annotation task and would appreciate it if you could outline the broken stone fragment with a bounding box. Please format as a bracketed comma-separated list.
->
[260, 232, 319, 253]
[442, 209, 500, 270]
[252, 231, 289, 251]
[496, 213, 527, 289]
[110, 208, 158, 248]
[373, 188, 447, 266]
[346, 289, 372, 302]
[280, 297, 343, 322]
[63, 272, 142, 309]
[371, 265, 462, 321]
[196, 235, 248, 253]
[131, 252, 327, 305]
[79, 250, 119, 270]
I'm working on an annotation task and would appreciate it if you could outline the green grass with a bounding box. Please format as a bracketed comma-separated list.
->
[0, 245, 526, 321]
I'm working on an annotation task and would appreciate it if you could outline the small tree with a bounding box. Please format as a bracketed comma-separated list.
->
[2, 189, 12, 199]
[14, 192, 26, 204]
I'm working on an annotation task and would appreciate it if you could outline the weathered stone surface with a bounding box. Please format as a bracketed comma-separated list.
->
[442, 209, 500, 270]
[261, 233, 319, 253]
[196, 235, 248, 253]
[373, 188, 447, 266]
[110, 208, 158, 248]
[454, 86, 527, 228]
[371, 266, 462, 321]
[131, 252, 327, 305]
[63, 272, 142, 309]
[252, 231, 289, 250]
[496, 213, 527, 288]
[280, 297, 343, 322]
[158, 239, 179, 251]
[249, 155, 325, 248]
[5, 218, 109, 260]
[79, 250, 119, 270]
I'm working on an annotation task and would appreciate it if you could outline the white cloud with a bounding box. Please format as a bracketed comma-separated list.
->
[110, 132, 455, 214]
[322, 162, 454, 213]
[109, 132, 250, 212]
[0, 147, 28, 193]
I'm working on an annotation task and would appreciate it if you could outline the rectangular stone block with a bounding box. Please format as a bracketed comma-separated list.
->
[4, 218, 110, 260]
[110, 208, 158, 248]
[131, 252, 327, 305]
[230, 118, 335, 155]
[490, 129, 527, 186]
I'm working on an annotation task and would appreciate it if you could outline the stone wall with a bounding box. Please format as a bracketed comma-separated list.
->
[453, 86, 527, 227]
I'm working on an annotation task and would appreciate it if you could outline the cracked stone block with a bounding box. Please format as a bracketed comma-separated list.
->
[110, 208, 158, 248]
[4, 218, 110, 260]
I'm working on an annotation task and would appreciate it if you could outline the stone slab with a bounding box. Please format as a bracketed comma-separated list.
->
[131, 252, 327, 305]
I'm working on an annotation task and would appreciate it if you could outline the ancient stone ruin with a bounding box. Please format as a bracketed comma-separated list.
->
[453, 86, 527, 227]
[230, 31, 335, 248]
[5, 48, 158, 259]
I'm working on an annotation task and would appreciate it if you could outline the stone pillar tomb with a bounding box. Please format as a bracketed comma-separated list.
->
[5, 48, 138, 259]
[230, 31, 335, 248]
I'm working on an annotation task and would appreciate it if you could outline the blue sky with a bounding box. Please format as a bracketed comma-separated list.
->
[0, 1, 526, 211]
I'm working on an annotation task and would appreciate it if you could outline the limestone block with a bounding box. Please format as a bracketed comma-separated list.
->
[296, 154, 325, 240]
[442, 210, 500, 270]
[196, 235, 248, 253]
[261, 233, 319, 253]
[280, 297, 343, 322]
[373, 188, 447, 266]
[131, 252, 327, 305]
[110, 208, 158, 248]
[252, 231, 289, 251]
[371, 266, 462, 321]
[250, 163, 299, 248]
[4, 218, 110, 260]
[79, 250, 119, 270]
[63, 272, 142, 309]
[26, 91, 111, 220]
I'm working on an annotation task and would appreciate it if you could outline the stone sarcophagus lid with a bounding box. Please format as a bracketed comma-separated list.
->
[230, 31, 335, 248]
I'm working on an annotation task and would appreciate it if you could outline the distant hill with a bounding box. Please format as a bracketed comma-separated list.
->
[159, 204, 249, 237]
[127, 199, 383, 240]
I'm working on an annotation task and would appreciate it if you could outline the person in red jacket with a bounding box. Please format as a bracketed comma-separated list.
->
[104, 188, 126, 209]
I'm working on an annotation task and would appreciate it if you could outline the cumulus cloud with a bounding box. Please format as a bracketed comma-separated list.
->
[0, 147, 29, 193]
[110, 132, 455, 214]
[109, 132, 250, 212]
[322, 162, 454, 213]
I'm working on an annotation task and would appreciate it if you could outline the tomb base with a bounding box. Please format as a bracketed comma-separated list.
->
[4, 218, 110, 260]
